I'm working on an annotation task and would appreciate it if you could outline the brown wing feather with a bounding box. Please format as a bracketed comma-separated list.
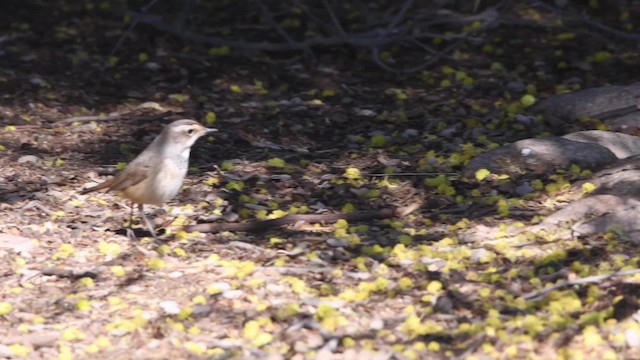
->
[80, 165, 150, 194]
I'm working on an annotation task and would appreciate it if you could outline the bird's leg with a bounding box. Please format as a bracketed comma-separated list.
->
[124, 202, 136, 239]
[138, 203, 160, 242]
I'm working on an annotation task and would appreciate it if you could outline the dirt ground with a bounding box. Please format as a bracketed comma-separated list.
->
[2, 1, 640, 359]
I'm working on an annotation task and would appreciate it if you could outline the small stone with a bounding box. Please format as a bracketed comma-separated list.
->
[326, 238, 349, 248]
[471, 248, 493, 263]
[209, 282, 231, 292]
[145, 62, 161, 70]
[434, 295, 454, 313]
[506, 81, 526, 92]
[355, 109, 377, 117]
[266, 283, 286, 293]
[18, 155, 42, 165]
[515, 183, 535, 196]
[401, 129, 419, 138]
[369, 316, 384, 330]
[158, 300, 180, 315]
[222, 289, 244, 299]
[515, 114, 536, 127]
[139, 102, 163, 110]
[626, 327, 640, 347]
[563, 77, 583, 85]
[192, 304, 212, 317]
[30, 77, 47, 86]
[290, 106, 309, 113]
[290, 97, 304, 106]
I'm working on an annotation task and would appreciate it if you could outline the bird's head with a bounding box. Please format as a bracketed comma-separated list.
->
[161, 119, 218, 150]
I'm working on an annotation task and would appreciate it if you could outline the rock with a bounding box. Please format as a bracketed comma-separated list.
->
[470, 248, 494, 263]
[506, 81, 526, 92]
[532, 83, 640, 121]
[515, 114, 536, 127]
[0, 233, 35, 254]
[158, 300, 180, 315]
[563, 77, 583, 85]
[222, 289, 244, 299]
[526, 156, 640, 239]
[192, 304, 212, 317]
[355, 109, 377, 117]
[604, 112, 640, 133]
[18, 155, 42, 165]
[326, 238, 349, 248]
[434, 295, 454, 313]
[463, 137, 617, 178]
[369, 316, 384, 330]
[625, 327, 640, 348]
[145, 62, 161, 70]
[563, 130, 640, 159]
[401, 128, 419, 138]
[531, 83, 640, 132]
[514, 183, 535, 196]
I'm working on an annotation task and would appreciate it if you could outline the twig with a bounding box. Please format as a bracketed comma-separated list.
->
[261, 266, 333, 275]
[322, 0, 348, 39]
[293, 0, 333, 31]
[364, 172, 458, 177]
[182, 203, 421, 233]
[255, 0, 300, 46]
[50, 110, 175, 127]
[527, 0, 640, 42]
[52, 114, 121, 126]
[92, 0, 162, 95]
[522, 269, 640, 300]
[41, 268, 100, 279]
[379, 0, 416, 39]
[175, 0, 194, 33]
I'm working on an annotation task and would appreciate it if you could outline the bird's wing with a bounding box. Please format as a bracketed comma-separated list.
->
[79, 163, 151, 194]
[105, 164, 150, 192]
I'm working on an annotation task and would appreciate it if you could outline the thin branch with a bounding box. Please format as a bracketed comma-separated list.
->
[522, 269, 640, 300]
[255, 0, 300, 46]
[379, 0, 416, 39]
[293, 0, 333, 31]
[364, 172, 458, 177]
[527, 0, 640, 42]
[132, 12, 338, 51]
[93, 0, 162, 94]
[322, 0, 348, 39]
[175, 0, 194, 33]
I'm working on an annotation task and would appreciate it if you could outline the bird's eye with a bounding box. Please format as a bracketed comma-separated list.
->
[187, 128, 195, 135]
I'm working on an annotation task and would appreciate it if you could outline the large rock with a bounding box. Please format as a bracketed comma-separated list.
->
[531, 83, 640, 133]
[462, 136, 617, 178]
[531, 156, 640, 241]
[562, 130, 640, 159]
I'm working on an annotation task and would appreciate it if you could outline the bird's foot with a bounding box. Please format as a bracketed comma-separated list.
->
[125, 227, 138, 240]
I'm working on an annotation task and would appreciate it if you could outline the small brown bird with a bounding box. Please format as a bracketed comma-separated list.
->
[80, 119, 217, 240]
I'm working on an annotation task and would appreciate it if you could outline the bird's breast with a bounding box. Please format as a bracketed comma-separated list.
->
[120, 157, 188, 205]
[154, 157, 189, 199]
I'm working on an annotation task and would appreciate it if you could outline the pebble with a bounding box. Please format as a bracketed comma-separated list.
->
[326, 238, 349, 248]
[158, 300, 180, 315]
[192, 304, 212, 317]
[222, 289, 244, 299]
[506, 81, 526, 92]
[18, 155, 42, 165]
[626, 327, 640, 347]
[515, 183, 535, 196]
[470, 248, 493, 263]
[355, 109, 377, 117]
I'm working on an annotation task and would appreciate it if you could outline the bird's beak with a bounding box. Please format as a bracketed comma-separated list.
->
[206, 128, 218, 134]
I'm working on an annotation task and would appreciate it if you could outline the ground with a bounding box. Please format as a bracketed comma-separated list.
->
[1, 1, 640, 359]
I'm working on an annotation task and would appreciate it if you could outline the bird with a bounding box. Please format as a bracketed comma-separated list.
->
[80, 119, 217, 240]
